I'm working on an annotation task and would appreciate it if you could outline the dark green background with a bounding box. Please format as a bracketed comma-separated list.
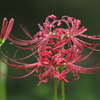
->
[0, 0, 100, 100]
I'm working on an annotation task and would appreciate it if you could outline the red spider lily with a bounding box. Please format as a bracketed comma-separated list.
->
[8, 15, 100, 55]
[1, 15, 100, 85]
[1, 44, 100, 85]
[0, 18, 14, 47]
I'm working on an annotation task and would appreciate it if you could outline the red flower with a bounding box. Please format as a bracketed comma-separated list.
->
[0, 18, 14, 47]
[1, 15, 100, 85]
[8, 15, 100, 53]
[1, 44, 100, 85]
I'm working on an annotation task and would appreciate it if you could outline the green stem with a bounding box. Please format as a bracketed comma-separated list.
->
[0, 56, 8, 100]
[54, 78, 58, 100]
[60, 66, 65, 100]
[61, 81, 65, 100]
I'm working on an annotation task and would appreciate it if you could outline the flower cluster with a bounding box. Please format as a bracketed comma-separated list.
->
[1, 15, 100, 85]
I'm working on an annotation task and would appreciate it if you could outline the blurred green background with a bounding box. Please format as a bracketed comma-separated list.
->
[0, 0, 100, 100]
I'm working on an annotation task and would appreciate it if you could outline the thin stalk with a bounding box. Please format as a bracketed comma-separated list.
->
[60, 67, 65, 100]
[61, 81, 65, 100]
[0, 56, 8, 100]
[54, 78, 58, 100]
